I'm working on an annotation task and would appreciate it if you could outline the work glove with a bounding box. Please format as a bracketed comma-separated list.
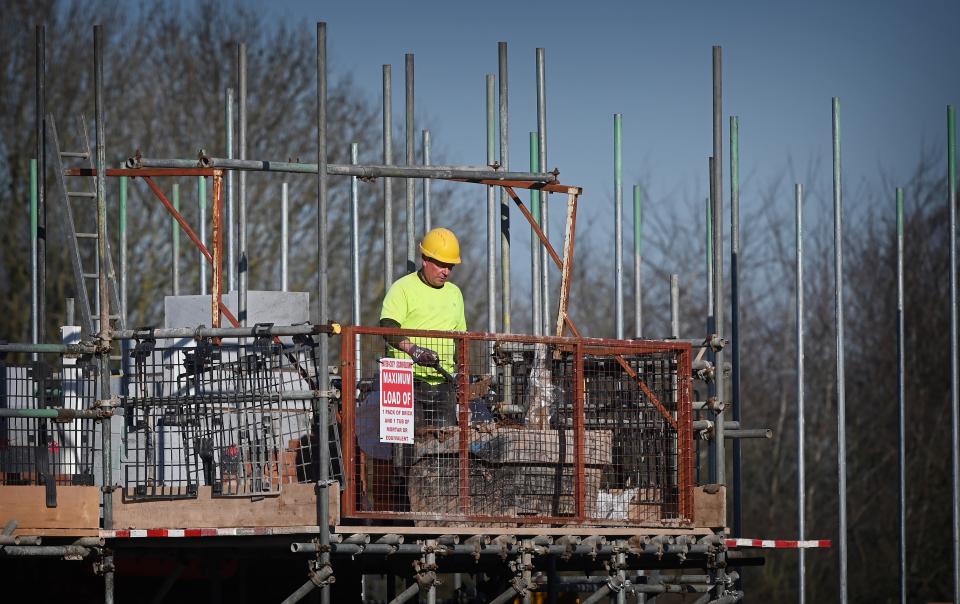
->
[408, 344, 439, 367]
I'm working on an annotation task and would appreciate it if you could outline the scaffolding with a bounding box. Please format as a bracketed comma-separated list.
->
[0, 19, 848, 604]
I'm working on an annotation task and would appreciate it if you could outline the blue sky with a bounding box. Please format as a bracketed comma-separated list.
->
[245, 0, 959, 309]
[256, 0, 959, 197]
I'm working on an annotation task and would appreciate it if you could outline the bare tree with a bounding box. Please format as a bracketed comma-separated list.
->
[0, 0, 480, 344]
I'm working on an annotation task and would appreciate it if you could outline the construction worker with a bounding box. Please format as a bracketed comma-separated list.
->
[379, 226, 465, 427]
[357, 228, 466, 511]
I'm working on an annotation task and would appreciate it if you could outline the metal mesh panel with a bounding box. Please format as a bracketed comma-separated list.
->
[580, 349, 687, 525]
[122, 335, 338, 500]
[340, 327, 693, 527]
[0, 354, 99, 486]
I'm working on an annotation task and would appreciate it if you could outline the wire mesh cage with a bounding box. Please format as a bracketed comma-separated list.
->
[340, 326, 693, 527]
[121, 331, 341, 500]
[0, 353, 99, 487]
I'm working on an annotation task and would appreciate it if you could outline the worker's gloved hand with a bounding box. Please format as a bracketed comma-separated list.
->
[408, 344, 439, 367]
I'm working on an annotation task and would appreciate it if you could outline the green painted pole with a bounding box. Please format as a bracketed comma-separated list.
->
[530, 131, 541, 335]
[0, 408, 106, 420]
[172, 183, 180, 296]
[529, 135, 541, 224]
[199, 176, 207, 295]
[633, 184, 642, 338]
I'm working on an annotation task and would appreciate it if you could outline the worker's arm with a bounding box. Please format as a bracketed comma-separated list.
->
[379, 318, 411, 352]
[380, 318, 438, 366]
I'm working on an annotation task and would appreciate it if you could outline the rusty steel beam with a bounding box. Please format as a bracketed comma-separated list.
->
[574, 338, 586, 521]
[556, 190, 579, 337]
[504, 186, 563, 269]
[141, 176, 242, 328]
[614, 355, 679, 430]
[211, 171, 224, 328]
[340, 329, 358, 517]
[458, 343, 470, 515]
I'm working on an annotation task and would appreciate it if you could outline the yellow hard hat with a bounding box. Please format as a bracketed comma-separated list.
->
[419, 227, 462, 264]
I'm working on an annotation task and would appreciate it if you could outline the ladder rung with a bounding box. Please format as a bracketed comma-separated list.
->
[83, 273, 99, 279]
[60, 151, 90, 159]
[76, 232, 98, 239]
[68, 191, 96, 198]
[108, 314, 121, 320]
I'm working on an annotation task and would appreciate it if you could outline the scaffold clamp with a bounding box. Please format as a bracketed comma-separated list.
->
[308, 559, 335, 587]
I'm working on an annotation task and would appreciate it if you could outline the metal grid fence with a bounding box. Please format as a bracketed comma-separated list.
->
[340, 327, 693, 527]
[122, 333, 339, 500]
[0, 354, 99, 486]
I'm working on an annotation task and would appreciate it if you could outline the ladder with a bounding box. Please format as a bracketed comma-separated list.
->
[47, 114, 125, 336]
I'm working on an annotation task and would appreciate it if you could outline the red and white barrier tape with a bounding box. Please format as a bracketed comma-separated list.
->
[725, 538, 832, 549]
[101, 526, 321, 539]
[100, 529, 831, 548]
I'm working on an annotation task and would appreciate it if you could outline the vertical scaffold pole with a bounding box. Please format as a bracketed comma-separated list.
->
[405, 53, 416, 273]
[282, 182, 289, 292]
[225, 87, 235, 292]
[423, 130, 431, 233]
[316, 21, 332, 604]
[832, 96, 848, 604]
[730, 115, 741, 538]
[485, 75, 498, 382]
[499, 41, 511, 333]
[199, 176, 207, 295]
[30, 159, 38, 354]
[93, 37, 114, 604]
[948, 104, 960, 604]
[530, 131, 542, 335]
[670, 274, 679, 339]
[351, 143, 362, 385]
[383, 64, 394, 288]
[895, 186, 906, 604]
[536, 48, 550, 336]
[705, 179, 715, 484]
[94, 23, 109, 345]
[614, 113, 624, 339]
[35, 25, 46, 345]
[351, 146, 360, 326]
[172, 184, 180, 296]
[238, 43, 248, 326]
[120, 176, 127, 324]
[633, 184, 642, 338]
[711, 46, 725, 486]
[487, 74, 497, 338]
[796, 183, 806, 604]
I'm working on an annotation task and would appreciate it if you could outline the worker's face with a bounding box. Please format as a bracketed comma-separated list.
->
[422, 255, 455, 287]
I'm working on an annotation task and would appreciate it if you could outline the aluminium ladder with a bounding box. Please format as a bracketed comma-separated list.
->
[47, 113, 124, 336]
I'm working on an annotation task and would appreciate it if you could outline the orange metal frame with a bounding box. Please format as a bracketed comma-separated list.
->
[66, 167, 236, 329]
[339, 325, 695, 527]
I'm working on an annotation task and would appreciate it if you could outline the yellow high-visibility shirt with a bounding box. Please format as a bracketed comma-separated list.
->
[380, 271, 466, 383]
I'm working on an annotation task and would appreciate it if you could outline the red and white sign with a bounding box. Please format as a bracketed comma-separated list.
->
[379, 357, 415, 444]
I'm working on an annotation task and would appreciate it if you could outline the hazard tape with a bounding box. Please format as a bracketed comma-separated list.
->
[101, 526, 321, 539]
[724, 538, 832, 549]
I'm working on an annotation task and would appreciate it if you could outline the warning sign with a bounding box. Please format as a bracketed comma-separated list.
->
[379, 357, 415, 444]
